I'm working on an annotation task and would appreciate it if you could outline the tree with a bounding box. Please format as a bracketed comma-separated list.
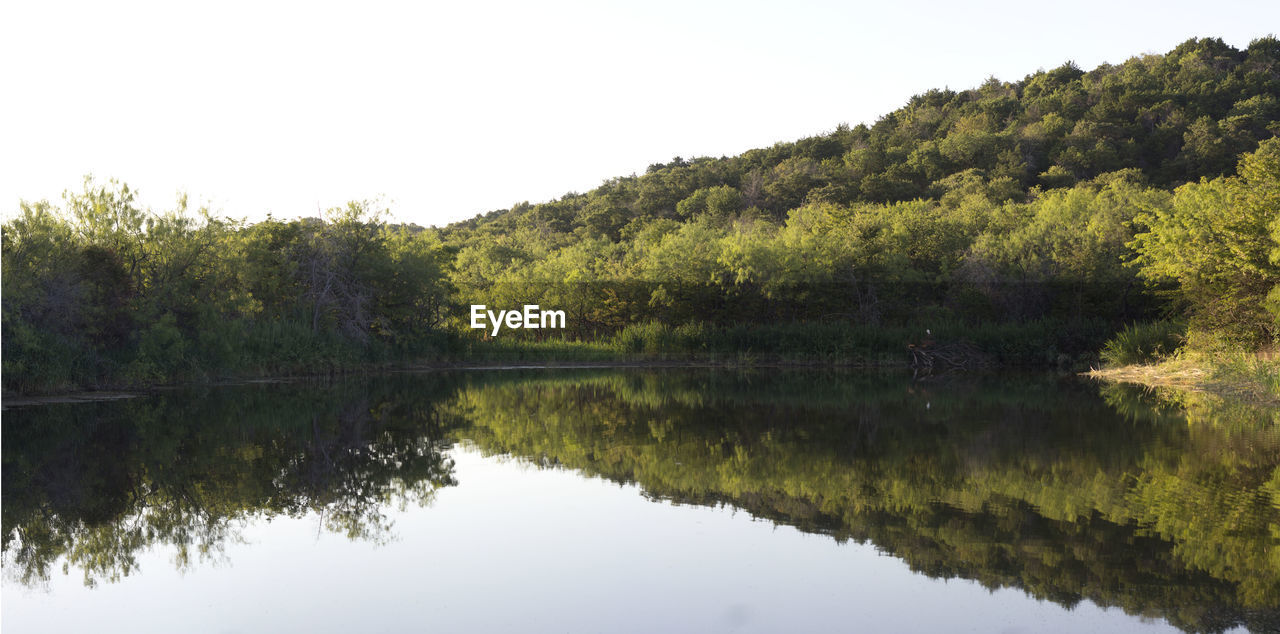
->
[1132, 138, 1280, 345]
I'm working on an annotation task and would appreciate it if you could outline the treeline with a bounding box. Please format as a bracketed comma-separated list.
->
[4, 38, 1279, 392]
[444, 38, 1280, 346]
[2, 189, 455, 392]
[447, 137, 1279, 354]
[453, 37, 1280, 232]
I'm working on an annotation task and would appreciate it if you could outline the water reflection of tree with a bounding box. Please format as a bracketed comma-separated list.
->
[450, 370, 1280, 634]
[2, 378, 459, 587]
[4, 369, 1277, 633]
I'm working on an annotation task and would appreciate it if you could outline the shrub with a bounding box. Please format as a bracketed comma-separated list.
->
[1100, 321, 1185, 366]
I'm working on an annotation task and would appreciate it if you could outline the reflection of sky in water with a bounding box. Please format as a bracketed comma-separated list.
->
[4, 446, 1197, 634]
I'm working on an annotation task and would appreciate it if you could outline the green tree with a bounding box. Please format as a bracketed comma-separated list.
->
[1132, 138, 1280, 345]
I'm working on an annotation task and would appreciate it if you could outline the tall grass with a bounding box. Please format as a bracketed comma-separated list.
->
[1207, 352, 1280, 401]
[1100, 321, 1185, 367]
[463, 318, 1118, 367]
[6, 315, 1129, 395]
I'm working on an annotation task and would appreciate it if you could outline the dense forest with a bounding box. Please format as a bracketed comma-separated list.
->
[4, 37, 1279, 392]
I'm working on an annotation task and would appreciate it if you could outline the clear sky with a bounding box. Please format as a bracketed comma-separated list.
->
[2, 0, 1276, 227]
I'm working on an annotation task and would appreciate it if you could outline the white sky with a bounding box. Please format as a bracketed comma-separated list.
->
[2, 0, 1276, 227]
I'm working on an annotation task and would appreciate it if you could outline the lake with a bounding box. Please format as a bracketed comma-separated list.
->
[3, 369, 1277, 633]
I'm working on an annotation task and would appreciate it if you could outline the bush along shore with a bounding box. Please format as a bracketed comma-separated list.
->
[3, 318, 1110, 397]
[4, 38, 1278, 396]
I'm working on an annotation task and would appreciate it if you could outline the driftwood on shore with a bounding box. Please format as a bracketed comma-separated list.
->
[908, 341, 987, 372]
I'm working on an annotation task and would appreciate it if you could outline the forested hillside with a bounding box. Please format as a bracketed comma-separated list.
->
[441, 37, 1279, 344]
[4, 37, 1279, 393]
[452, 36, 1279, 233]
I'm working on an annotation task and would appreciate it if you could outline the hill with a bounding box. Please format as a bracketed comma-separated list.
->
[4, 37, 1278, 392]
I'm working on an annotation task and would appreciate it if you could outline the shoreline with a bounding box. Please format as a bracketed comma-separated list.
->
[2, 355, 1015, 406]
[1086, 356, 1280, 406]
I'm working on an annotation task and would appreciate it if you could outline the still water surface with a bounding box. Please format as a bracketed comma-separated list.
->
[3, 369, 1277, 633]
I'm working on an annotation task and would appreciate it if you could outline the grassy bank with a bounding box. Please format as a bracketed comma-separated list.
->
[4, 318, 1116, 396]
[459, 319, 1112, 365]
[1087, 353, 1280, 406]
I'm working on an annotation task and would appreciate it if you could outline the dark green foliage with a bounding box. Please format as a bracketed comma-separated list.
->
[1, 184, 455, 393]
[443, 37, 1280, 246]
[601, 319, 1112, 366]
[4, 38, 1277, 392]
[437, 37, 1279, 359]
[1132, 137, 1280, 346]
[1100, 320, 1186, 366]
